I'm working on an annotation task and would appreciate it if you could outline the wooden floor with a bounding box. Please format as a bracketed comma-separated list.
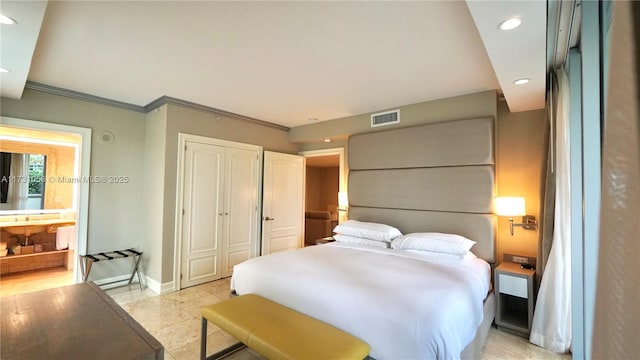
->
[0, 266, 74, 298]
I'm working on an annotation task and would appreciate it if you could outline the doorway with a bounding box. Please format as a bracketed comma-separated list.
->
[0, 116, 91, 297]
[299, 148, 345, 246]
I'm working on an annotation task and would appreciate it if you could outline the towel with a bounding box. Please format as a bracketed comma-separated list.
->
[56, 225, 76, 250]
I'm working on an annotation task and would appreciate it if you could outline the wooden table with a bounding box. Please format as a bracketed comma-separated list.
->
[1, 282, 163, 359]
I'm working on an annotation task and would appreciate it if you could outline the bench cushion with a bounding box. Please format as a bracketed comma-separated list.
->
[202, 294, 369, 360]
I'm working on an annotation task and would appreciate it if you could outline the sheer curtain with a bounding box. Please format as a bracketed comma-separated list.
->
[529, 67, 572, 352]
[11, 153, 29, 210]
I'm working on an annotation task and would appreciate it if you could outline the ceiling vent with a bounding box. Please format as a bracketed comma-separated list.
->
[371, 109, 400, 127]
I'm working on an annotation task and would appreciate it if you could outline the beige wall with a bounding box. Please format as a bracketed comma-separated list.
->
[496, 101, 547, 263]
[290, 90, 498, 143]
[305, 167, 321, 210]
[0, 89, 147, 279]
[142, 105, 168, 283]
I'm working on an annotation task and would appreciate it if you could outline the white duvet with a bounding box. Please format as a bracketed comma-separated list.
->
[231, 243, 491, 360]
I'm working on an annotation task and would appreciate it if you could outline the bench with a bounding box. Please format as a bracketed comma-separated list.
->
[200, 294, 370, 360]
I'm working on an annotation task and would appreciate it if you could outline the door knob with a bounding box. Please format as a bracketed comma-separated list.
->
[264, 216, 275, 221]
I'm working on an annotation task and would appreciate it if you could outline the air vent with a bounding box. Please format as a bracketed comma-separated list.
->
[371, 109, 400, 127]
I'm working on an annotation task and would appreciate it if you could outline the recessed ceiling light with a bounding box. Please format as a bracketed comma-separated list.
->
[323, 138, 332, 143]
[513, 78, 531, 85]
[498, 17, 522, 31]
[0, 67, 10, 73]
[0, 14, 16, 25]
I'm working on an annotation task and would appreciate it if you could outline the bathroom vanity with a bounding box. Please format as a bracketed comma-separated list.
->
[0, 216, 75, 275]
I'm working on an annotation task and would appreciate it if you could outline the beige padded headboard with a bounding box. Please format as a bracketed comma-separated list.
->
[348, 117, 496, 263]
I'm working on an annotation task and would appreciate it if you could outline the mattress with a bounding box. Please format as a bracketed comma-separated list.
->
[231, 243, 491, 359]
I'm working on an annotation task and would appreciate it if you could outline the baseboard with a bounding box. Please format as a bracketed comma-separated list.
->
[160, 281, 175, 295]
[145, 276, 174, 295]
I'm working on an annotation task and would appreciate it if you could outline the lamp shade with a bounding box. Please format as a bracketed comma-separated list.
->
[495, 197, 526, 216]
[338, 192, 349, 209]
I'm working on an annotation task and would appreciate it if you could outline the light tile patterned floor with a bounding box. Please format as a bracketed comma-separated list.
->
[106, 278, 572, 360]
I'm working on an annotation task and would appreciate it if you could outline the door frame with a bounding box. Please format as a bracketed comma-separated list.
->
[173, 133, 262, 290]
[299, 147, 346, 223]
[0, 116, 91, 284]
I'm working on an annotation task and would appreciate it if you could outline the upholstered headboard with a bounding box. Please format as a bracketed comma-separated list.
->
[348, 117, 496, 263]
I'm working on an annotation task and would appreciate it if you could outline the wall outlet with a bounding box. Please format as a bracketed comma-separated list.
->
[504, 253, 537, 266]
[513, 256, 528, 264]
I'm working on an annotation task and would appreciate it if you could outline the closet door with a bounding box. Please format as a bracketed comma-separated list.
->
[181, 142, 225, 287]
[221, 147, 259, 277]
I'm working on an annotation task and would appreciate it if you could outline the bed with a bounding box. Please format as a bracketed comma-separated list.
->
[233, 117, 497, 359]
[232, 242, 491, 359]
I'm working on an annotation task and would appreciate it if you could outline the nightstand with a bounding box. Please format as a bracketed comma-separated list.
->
[495, 262, 536, 337]
[315, 237, 335, 245]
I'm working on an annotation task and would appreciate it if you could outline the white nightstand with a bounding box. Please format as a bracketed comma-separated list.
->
[495, 262, 536, 337]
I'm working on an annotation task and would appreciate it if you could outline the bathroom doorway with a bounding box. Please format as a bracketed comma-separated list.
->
[299, 148, 345, 246]
[0, 117, 91, 297]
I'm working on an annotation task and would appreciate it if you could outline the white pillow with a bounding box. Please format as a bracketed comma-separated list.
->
[391, 232, 476, 255]
[333, 220, 402, 242]
[333, 234, 391, 248]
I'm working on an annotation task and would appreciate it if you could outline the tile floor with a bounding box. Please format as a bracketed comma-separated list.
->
[105, 279, 572, 360]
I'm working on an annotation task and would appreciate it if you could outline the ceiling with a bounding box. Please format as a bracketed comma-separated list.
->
[0, 1, 546, 128]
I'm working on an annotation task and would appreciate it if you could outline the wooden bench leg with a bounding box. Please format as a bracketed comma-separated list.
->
[201, 317, 246, 360]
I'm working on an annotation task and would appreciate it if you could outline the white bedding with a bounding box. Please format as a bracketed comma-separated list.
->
[231, 243, 491, 359]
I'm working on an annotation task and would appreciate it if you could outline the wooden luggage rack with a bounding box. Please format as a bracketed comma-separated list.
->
[79, 249, 143, 290]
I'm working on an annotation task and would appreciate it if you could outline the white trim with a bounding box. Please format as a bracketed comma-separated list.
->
[299, 147, 346, 223]
[0, 116, 91, 285]
[144, 275, 174, 295]
[173, 133, 263, 291]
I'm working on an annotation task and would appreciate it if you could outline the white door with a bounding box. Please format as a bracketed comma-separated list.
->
[181, 142, 225, 287]
[262, 151, 304, 255]
[221, 147, 259, 277]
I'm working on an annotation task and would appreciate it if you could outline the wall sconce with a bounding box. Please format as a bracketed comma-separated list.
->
[495, 197, 538, 236]
[337, 192, 349, 212]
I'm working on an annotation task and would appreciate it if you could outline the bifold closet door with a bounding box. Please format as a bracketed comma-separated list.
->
[181, 142, 225, 287]
[221, 147, 259, 277]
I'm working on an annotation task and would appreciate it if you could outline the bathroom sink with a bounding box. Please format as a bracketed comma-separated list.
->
[2, 225, 48, 235]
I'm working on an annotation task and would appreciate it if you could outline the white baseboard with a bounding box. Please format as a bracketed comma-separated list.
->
[145, 276, 174, 295]
[160, 281, 175, 295]
[92, 273, 173, 295]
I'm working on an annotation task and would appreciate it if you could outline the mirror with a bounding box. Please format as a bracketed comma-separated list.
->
[0, 136, 77, 213]
[1, 152, 48, 210]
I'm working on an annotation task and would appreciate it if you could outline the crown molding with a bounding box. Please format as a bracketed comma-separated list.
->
[23, 81, 289, 131]
[25, 81, 146, 112]
[145, 96, 289, 131]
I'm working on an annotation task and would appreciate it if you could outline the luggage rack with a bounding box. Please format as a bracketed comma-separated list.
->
[79, 249, 143, 290]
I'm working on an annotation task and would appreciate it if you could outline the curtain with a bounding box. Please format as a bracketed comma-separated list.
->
[0, 152, 11, 203]
[592, 1, 640, 357]
[529, 67, 572, 353]
[536, 74, 557, 285]
[11, 153, 29, 210]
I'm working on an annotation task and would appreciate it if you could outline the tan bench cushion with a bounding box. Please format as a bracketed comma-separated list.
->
[202, 294, 369, 360]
